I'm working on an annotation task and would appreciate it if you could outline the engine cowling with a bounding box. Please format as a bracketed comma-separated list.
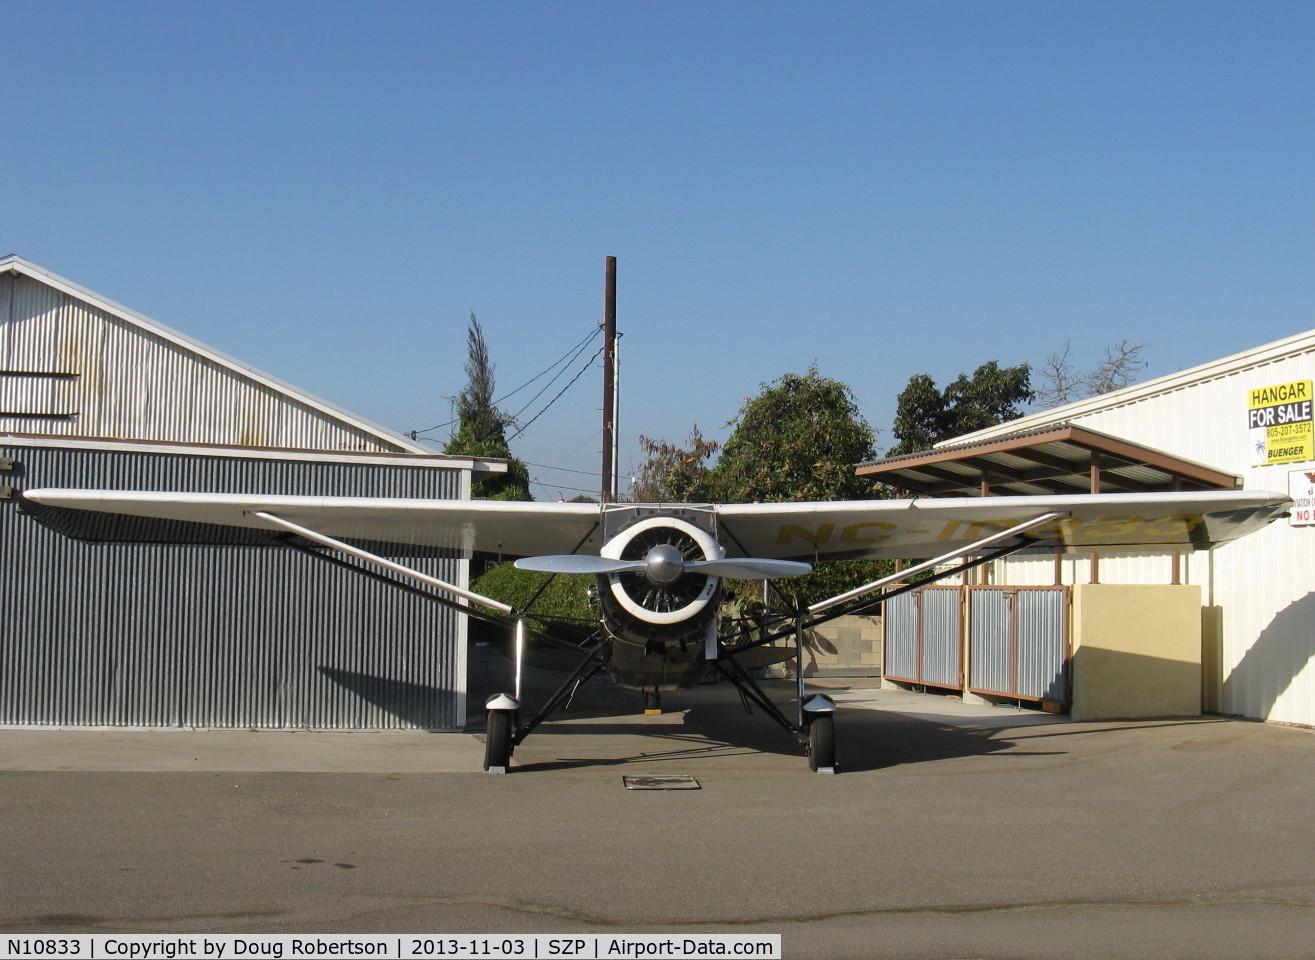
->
[595, 515, 722, 690]
[511, 506, 810, 693]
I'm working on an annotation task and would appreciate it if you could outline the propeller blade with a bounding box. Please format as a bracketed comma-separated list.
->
[514, 555, 645, 575]
[515, 554, 813, 580]
[687, 558, 813, 579]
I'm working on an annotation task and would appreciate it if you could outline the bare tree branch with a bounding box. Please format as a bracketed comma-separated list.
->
[1036, 339, 1148, 407]
[1083, 339, 1148, 395]
[1035, 340, 1083, 407]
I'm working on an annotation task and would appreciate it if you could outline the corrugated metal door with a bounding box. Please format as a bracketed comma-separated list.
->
[968, 587, 1069, 703]
[1016, 589, 1068, 700]
[882, 586, 962, 689]
[884, 591, 918, 681]
[968, 588, 1012, 695]
[921, 588, 961, 687]
[2, 442, 468, 730]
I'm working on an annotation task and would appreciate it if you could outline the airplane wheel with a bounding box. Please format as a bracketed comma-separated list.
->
[484, 709, 513, 772]
[807, 713, 835, 773]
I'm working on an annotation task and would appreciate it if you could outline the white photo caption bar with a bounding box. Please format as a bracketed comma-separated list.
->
[1, 934, 783, 959]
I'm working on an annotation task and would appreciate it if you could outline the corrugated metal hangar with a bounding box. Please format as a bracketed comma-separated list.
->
[862, 329, 1315, 728]
[1, 255, 499, 729]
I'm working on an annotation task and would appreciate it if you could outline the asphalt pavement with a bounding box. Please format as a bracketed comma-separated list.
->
[2, 660, 1313, 960]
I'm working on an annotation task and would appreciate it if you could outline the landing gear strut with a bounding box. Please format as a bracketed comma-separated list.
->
[710, 653, 840, 774]
[482, 633, 610, 774]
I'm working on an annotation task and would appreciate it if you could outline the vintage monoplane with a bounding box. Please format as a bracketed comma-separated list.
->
[20, 486, 1290, 772]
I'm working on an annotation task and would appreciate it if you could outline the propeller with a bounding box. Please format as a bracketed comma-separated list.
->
[515, 545, 812, 582]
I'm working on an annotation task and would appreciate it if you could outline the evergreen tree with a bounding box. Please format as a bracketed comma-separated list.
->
[443, 313, 533, 501]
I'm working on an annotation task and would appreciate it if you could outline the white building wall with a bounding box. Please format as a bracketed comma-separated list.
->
[987, 336, 1315, 725]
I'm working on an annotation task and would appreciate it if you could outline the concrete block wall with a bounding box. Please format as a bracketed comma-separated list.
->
[803, 614, 883, 677]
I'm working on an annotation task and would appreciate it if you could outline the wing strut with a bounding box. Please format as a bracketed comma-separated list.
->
[807, 511, 1065, 616]
[248, 510, 513, 615]
[705, 511, 1068, 770]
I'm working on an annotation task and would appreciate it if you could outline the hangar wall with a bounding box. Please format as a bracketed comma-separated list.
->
[975, 331, 1315, 726]
[0, 257, 492, 730]
[1, 256, 420, 453]
[3, 438, 470, 730]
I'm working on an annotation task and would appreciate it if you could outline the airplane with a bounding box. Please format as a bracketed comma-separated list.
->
[18, 486, 1291, 773]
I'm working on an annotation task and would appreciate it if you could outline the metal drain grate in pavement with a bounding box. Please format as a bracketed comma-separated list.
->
[622, 775, 701, 790]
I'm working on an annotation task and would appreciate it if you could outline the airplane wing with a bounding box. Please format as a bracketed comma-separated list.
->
[715, 490, 1292, 560]
[19, 487, 1290, 560]
[19, 490, 604, 556]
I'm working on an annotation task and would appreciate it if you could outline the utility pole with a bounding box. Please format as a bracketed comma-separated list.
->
[601, 256, 618, 501]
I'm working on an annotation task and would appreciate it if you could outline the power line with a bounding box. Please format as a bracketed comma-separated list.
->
[522, 427, 605, 479]
[412, 325, 601, 437]
[523, 460, 602, 479]
[530, 478, 602, 500]
[507, 329, 602, 423]
[548, 428, 605, 466]
[509, 345, 604, 440]
[498, 326, 600, 409]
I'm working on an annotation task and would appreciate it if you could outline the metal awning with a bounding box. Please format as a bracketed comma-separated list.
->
[856, 423, 1241, 497]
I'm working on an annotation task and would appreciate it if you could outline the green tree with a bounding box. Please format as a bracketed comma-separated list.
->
[630, 426, 719, 503]
[707, 367, 888, 609]
[889, 361, 1032, 456]
[709, 367, 876, 503]
[443, 313, 533, 501]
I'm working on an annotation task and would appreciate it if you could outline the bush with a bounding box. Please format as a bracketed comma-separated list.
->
[469, 563, 597, 647]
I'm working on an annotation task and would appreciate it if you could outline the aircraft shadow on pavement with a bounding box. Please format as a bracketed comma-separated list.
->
[506, 700, 1068, 774]
[472, 661, 1071, 773]
[324, 657, 1223, 774]
[679, 696, 1068, 773]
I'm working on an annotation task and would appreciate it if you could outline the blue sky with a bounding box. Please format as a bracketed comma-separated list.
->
[5, 1, 1312, 499]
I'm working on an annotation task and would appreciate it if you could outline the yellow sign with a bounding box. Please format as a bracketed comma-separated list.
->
[1248, 380, 1313, 466]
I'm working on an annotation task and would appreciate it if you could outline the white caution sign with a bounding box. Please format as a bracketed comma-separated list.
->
[1290, 469, 1315, 527]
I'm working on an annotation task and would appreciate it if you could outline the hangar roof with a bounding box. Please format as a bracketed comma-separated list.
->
[856, 422, 1240, 497]
[0, 432, 505, 473]
[0, 254, 438, 457]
